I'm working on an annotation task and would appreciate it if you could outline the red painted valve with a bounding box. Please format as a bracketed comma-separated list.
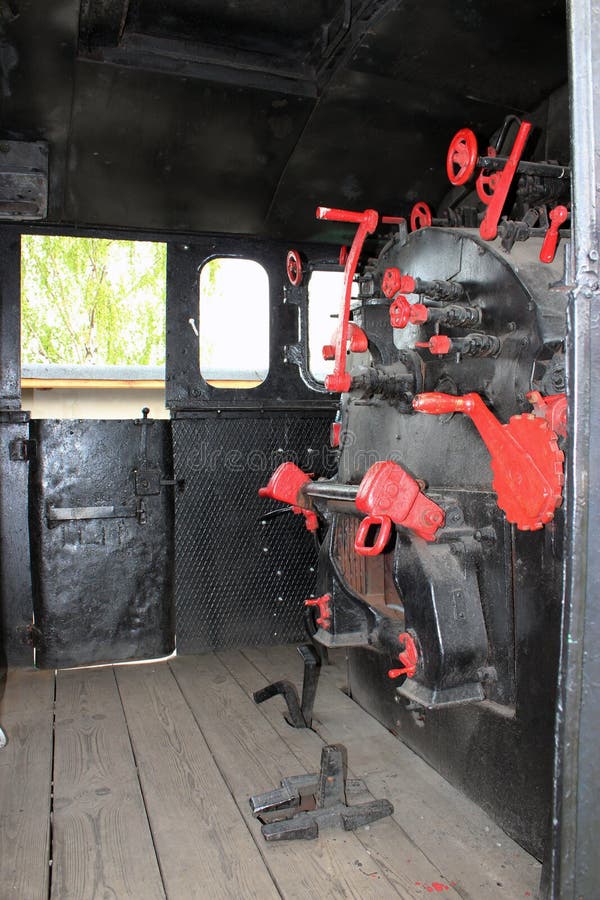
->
[382, 267, 416, 298]
[305, 594, 331, 630]
[413, 392, 564, 530]
[316, 206, 379, 392]
[286, 249, 303, 286]
[389, 295, 428, 329]
[446, 128, 479, 185]
[356, 460, 445, 543]
[410, 202, 432, 231]
[258, 462, 318, 532]
[388, 632, 419, 679]
[540, 205, 569, 264]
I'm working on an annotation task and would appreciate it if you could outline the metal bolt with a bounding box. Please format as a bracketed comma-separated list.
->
[589, 249, 599, 261]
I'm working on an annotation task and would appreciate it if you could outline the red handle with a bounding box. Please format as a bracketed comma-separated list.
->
[480, 121, 531, 241]
[540, 205, 569, 264]
[354, 515, 392, 557]
[316, 207, 379, 393]
[413, 392, 476, 415]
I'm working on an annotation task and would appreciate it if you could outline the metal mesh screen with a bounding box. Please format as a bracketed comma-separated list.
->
[173, 413, 335, 652]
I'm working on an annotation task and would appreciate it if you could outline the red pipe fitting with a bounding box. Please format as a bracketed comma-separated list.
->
[388, 632, 419, 679]
[389, 295, 428, 329]
[305, 594, 331, 630]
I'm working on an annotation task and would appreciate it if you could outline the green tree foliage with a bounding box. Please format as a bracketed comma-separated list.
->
[21, 236, 167, 366]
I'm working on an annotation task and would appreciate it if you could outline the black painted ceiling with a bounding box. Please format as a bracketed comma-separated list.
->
[0, 1, 568, 241]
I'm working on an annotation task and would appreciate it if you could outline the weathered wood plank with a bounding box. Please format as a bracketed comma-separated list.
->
[0, 667, 54, 900]
[115, 661, 278, 900]
[51, 666, 165, 900]
[174, 652, 458, 899]
[242, 645, 542, 899]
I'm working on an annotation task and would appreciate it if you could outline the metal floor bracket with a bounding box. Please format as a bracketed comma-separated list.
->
[249, 743, 394, 841]
[253, 643, 321, 728]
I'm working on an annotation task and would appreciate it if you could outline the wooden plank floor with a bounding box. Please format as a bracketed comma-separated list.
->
[0, 646, 542, 899]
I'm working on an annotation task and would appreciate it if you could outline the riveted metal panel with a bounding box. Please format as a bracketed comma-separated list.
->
[173, 412, 335, 652]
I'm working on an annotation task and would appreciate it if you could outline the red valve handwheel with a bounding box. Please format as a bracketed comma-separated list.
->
[339, 245, 348, 266]
[286, 249, 303, 286]
[446, 128, 479, 186]
[476, 170, 500, 204]
[410, 202, 432, 231]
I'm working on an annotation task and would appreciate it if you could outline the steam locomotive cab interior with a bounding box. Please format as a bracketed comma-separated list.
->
[0, 2, 598, 898]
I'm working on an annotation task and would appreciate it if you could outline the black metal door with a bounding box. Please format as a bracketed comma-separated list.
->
[28, 416, 175, 668]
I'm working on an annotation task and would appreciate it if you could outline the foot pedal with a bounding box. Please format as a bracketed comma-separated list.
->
[253, 643, 321, 728]
[249, 744, 393, 841]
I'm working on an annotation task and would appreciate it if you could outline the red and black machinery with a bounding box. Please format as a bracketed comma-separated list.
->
[260, 119, 570, 857]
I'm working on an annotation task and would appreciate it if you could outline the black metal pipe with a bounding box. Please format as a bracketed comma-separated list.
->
[478, 156, 571, 179]
[302, 481, 358, 502]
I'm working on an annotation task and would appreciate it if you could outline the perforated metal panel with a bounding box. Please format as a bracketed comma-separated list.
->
[173, 413, 335, 652]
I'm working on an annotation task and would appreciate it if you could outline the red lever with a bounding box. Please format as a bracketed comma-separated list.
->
[389, 295, 428, 329]
[540, 205, 569, 264]
[316, 206, 379, 392]
[415, 335, 452, 355]
[413, 392, 564, 530]
[258, 462, 318, 531]
[356, 461, 445, 542]
[479, 121, 531, 240]
[388, 632, 419, 679]
[354, 514, 392, 556]
[305, 594, 331, 630]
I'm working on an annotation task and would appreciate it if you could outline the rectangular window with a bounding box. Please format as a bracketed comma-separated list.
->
[199, 257, 269, 388]
[21, 234, 167, 418]
[21, 235, 166, 367]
